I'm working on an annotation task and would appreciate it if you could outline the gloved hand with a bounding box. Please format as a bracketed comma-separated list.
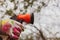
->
[1, 19, 24, 40]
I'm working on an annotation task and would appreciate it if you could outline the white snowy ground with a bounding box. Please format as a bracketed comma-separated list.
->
[0, 0, 60, 40]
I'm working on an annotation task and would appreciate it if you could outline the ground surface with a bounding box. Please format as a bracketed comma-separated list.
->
[0, 0, 60, 40]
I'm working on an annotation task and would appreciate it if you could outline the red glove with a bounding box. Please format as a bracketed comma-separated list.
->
[1, 19, 24, 40]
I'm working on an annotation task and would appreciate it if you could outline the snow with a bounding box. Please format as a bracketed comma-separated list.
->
[39, 0, 60, 38]
[0, 0, 60, 40]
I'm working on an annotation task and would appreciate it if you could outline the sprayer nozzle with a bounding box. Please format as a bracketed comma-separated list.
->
[10, 13, 34, 24]
[30, 13, 34, 24]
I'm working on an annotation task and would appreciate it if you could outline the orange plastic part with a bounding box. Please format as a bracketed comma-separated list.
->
[17, 14, 31, 23]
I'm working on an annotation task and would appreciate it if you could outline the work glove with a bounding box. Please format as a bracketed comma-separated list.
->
[0, 19, 24, 40]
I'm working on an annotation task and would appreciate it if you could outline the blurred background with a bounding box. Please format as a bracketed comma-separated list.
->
[0, 0, 60, 40]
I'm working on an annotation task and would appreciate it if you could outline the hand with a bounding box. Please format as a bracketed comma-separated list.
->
[11, 21, 24, 40]
[1, 19, 24, 40]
